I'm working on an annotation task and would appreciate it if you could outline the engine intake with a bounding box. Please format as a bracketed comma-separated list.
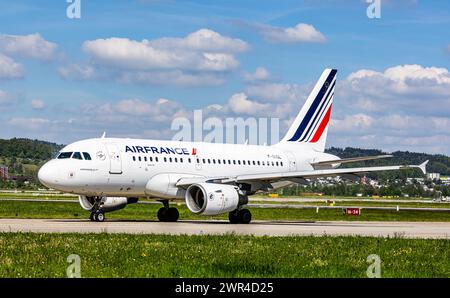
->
[185, 183, 244, 216]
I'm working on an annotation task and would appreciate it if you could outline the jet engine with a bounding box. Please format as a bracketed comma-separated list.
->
[185, 183, 246, 216]
[79, 196, 139, 212]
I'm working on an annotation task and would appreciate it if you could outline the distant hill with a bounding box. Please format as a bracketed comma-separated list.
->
[326, 147, 450, 178]
[0, 138, 63, 161]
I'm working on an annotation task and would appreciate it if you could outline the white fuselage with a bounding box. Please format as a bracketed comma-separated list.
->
[38, 137, 337, 198]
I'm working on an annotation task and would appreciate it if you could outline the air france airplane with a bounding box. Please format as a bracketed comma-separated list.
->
[38, 69, 428, 223]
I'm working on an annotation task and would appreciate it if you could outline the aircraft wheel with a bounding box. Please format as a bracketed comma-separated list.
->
[96, 211, 105, 222]
[228, 210, 240, 224]
[158, 207, 179, 222]
[157, 207, 168, 222]
[168, 207, 179, 222]
[238, 209, 252, 224]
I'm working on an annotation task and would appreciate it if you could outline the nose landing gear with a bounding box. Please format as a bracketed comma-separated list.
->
[90, 210, 105, 222]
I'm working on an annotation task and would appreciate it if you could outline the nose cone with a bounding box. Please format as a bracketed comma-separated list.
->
[38, 161, 59, 188]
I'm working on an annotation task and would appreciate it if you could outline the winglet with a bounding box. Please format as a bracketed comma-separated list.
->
[101, 131, 106, 139]
[418, 160, 429, 175]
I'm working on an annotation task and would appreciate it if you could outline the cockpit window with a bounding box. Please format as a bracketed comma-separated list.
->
[57, 152, 73, 159]
[72, 152, 83, 160]
[83, 152, 92, 160]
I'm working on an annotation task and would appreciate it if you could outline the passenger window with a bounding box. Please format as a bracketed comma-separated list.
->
[208, 159, 211, 164]
[233, 160, 236, 165]
[169, 157, 172, 162]
[276, 162, 279, 166]
[133, 156, 136, 161]
[72, 152, 83, 160]
[253, 161, 256, 165]
[82, 152, 92, 160]
[138, 156, 142, 162]
[164, 157, 167, 162]
[144, 156, 147, 162]
[213, 159, 216, 164]
[174, 157, 178, 163]
[238, 160, 241, 165]
[150, 157, 153, 162]
[218, 160, 221, 164]
[243, 160, 246, 165]
[280, 162, 283, 166]
[202, 159, 205, 163]
[57, 152, 73, 159]
[180, 158, 183, 163]
[155, 157, 159, 162]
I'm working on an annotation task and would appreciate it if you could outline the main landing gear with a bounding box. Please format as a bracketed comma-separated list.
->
[228, 209, 252, 224]
[157, 200, 179, 222]
[90, 210, 105, 222]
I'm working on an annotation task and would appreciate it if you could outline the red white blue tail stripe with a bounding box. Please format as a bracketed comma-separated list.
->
[287, 69, 336, 143]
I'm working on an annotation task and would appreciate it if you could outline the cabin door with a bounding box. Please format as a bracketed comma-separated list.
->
[105, 143, 123, 174]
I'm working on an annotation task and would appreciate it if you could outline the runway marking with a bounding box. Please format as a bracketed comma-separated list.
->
[0, 219, 449, 239]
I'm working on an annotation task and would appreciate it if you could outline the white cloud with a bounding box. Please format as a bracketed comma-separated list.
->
[31, 99, 45, 110]
[227, 93, 270, 115]
[0, 90, 17, 107]
[341, 64, 450, 115]
[63, 29, 247, 86]
[0, 53, 24, 79]
[245, 82, 308, 103]
[58, 64, 98, 80]
[117, 70, 225, 86]
[8, 117, 50, 130]
[0, 33, 57, 60]
[243, 67, 271, 82]
[331, 114, 374, 133]
[257, 23, 326, 43]
[82, 30, 245, 72]
[151, 29, 250, 53]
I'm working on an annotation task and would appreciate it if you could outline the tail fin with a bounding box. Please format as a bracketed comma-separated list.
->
[279, 68, 337, 152]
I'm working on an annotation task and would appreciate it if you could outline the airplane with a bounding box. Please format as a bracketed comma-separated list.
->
[37, 69, 428, 223]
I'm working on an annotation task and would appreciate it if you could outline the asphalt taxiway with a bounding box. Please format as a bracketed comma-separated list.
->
[0, 218, 449, 239]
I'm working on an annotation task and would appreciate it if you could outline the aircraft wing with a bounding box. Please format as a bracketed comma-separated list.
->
[176, 160, 429, 187]
[311, 155, 393, 167]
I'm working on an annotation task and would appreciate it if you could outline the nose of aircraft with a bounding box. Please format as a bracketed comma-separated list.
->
[38, 161, 59, 188]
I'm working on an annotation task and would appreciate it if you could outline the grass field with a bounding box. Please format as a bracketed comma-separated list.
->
[1, 200, 450, 222]
[0, 233, 448, 278]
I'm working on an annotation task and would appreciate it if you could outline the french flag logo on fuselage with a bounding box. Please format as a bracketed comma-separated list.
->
[288, 69, 336, 143]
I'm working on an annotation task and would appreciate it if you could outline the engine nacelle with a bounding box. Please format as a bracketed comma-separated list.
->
[185, 183, 243, 216]
[79, 196, 138, 212]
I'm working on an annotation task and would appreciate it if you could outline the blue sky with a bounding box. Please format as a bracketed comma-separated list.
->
[0, 0, 449, 154]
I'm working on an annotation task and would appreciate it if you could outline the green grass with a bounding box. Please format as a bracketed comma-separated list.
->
[1, 200, 450, 222]
[0, 233, 449, 277]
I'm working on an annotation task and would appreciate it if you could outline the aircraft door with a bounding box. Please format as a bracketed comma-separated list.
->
[105, 143, 123, 174]
[285, 151, 297, 172]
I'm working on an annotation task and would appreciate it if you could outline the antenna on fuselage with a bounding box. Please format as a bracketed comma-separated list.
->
[101, 132, 106, 139]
